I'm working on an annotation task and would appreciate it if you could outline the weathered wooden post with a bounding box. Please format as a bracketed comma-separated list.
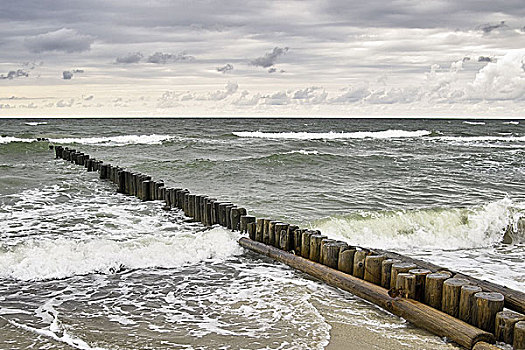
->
[225, 205, 235, 229]
[262, 219, 272, 244]
[390, 262, 418, 289]
[284, 225, 298, 252]
[240, 215, 256, 233]
[459, 285, 483, 325]
[364, 254, 386, 285]
[255, 218, 265, 242]
[409, 269, 432, 302]
[141, 180, 151, 201]
[267, 221, 278, 246]
[231, 208, 246, 231]
[309, 234, 327, 263]
[353, 249, 368, 279]
[322, 242, 342, 269]
[475, 292, 505, 333]
[442, 278, 471, 318]
[205, 200, 214, 226]
[247, 222, 257, 240]
[301, 231, 313, 259]
[338, 247, 356, 275]
[381, 259, 400, 289]
[424, 272, 450, 309]
[293, 228, 303, 255]
[495, 310, 525, 344]
[274, 223, 289, 248]
[100, 164, 108, 179]
[514, 321, 525, 350]
[118, 170, 126, 193]
[194, 195, 202, 222]
[396, 273, 416, 299]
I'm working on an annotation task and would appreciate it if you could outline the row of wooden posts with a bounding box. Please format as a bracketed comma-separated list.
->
[52, 145, 525, 350]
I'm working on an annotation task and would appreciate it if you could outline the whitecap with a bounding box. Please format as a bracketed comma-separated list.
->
[233, 129, 431, 140]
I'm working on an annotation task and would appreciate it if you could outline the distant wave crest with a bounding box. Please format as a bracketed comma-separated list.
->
[233, 129, 432, 140]
[0, 134, 175, 146]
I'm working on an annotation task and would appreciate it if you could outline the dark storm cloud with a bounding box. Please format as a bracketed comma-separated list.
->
[479, 21, 507, 33]
[62, 71, 73, 80]
[24, 28, 93, 53]
[478, 56, 493, 62]
[216, 64, 233, 73]
[251, 47, 288, 68]
[0, 69, 29, 80]
[147, 52, 195, 64]
[115, 52, 143, 64]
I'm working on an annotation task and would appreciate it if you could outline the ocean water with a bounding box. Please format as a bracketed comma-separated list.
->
[0, 118, 524, 349]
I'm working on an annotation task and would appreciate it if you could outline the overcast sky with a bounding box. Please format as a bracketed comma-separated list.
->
[1, 0, 524, 117]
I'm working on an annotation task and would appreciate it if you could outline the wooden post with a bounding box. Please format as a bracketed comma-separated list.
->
[247, 222, 257, 240]
[338, 248, 356, 275]
[309, 234, 327, 263]
[267, 221, 278, 246]
[194, 195, 202, 222]
[390, 263, 418, 289]
[274, 223, 289, 248]
[141, 181, 151, 201]
[514, 321, 525, 350]
[231, 208, 246, 231]
[472, 341, 504, 350]
[284, 225, 298, 251]
[460, 285, 483, 325]
[240, 215, 256, 233]
[239, 238, 495, 350]
[255, 218, 265, 242]
[409, 269, 432, 302]
[293, 229, 303, 255]
[364, 255, 386, 285]
[225, 205, 235, 229]
[118, 170, 126, 193]
[381, 259, 400, 289]
[319, 238, 336, 263]
[442, 278, 471, 318]
[495, 310, 525, 344]
[396, 273, 416, 299]
[353, 249, 368, 279]
[262, 219, 272, 244]
[218, 203, 230, 226]
[476, 292, 505, 333]
[321, 242, 342, 269]
[424, 272, 450, 309]
[301, 231, 313, 259]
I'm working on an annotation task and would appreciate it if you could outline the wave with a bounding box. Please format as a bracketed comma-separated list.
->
[503, 121, 520, 125]
[233, 129, 432, 140]
[0, 228, 242, 281]
[50, 134, 175, 146]
[437, 135, 525, 143]
[25, 122, 48, 126]
[313, 198, 523, 250]
[0, 134, 175, 146]
[463, 121, 486, 125]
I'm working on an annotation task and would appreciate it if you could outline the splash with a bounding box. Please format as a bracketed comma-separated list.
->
[0, 228, 242, 281]
[313, 198, 523, 250]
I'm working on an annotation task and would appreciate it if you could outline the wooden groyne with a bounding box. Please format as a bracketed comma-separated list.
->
[51, 145, 525, 350]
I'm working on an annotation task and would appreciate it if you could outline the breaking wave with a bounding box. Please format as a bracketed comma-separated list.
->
[0, 134, 175, 146]
[313, 198, 524, 250]
[233, 130, 432, 140]
[0, 228, 242, 281]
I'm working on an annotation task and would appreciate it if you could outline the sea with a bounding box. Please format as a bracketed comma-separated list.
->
[0, 118, 523, 349]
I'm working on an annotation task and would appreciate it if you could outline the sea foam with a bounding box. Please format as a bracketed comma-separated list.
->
[0, 228, 242, 281]
[233, 129, 431, 140]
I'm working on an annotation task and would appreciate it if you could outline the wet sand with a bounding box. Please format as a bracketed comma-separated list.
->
[326, 321, 459, 350]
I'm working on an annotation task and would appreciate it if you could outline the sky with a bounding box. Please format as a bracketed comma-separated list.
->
[1, 0, 525, 118]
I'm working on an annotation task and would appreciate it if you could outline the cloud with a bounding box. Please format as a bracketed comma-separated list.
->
[0, 69, 29, 80]
[115, 52, 143, 64]
[207, 82, 238, 100]
[479, 21, 507, 33]
[147, 51, 195, 64]
[216, 63, 233, 73]
[56, 99, 75, 107]
[25, 28, 94, 53]
[83, 95, 94, 101]
[251, 47, 289, 68]
[72, 69, 84, 73]
[62, 71, 73, 80]
[478, 56, 493, 62]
